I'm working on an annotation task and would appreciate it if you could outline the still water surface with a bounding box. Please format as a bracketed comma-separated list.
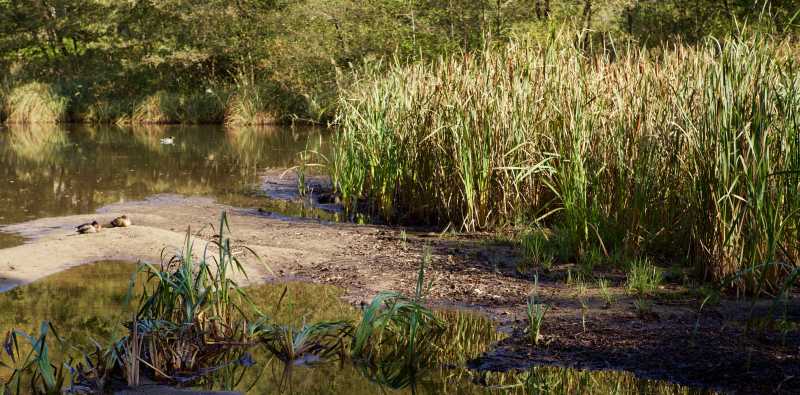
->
[0, 124, 327, 226]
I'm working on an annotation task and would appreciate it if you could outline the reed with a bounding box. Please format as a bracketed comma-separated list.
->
[224, 76, 278, 126]
[124, 212, 260, 385]
[4, 82, 68, 124]
[333, 32, 800, 292]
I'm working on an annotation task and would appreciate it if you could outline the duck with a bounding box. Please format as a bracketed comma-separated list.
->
[160, 136, 174, 145]
[76, 221, 101, 234]
[110, 215, 132, 228]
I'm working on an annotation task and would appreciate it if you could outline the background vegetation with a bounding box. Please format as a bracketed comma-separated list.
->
[1, 0, 798, 124]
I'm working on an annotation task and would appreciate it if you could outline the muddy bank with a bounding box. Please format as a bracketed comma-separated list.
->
[0, 194, 797, 394]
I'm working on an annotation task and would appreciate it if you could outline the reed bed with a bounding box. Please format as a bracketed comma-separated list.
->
[224, 81, 279, 126]
[3, 82, 68, 124]
[131, 91, 225, 125]
[333, 33, 800, 292]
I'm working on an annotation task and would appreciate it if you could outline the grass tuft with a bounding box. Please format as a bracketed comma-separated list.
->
[4, 82, 68, 124]
[626, 258, 663, 297]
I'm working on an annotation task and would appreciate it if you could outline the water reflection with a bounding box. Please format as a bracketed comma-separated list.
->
[0, 262, 709, 394]
[0, 125, 328, 225]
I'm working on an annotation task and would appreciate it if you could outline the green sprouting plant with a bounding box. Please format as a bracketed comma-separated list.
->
[400, 229, 408, 249]
[0, 322, 69, 395]
[252, 321, 352, 365]
[351, 250, 445, 390]
[596, 278, 615, 307]
[126, 211, 263, 385]
[574, 277, 589, 332]
[526, 276, 549, 346]
[690, 295, 714, 346]
[625, 258, 663, 296]
[573, 275, 588, 298]
[520, 229, 556, 271]
[249, 320, 352, 391]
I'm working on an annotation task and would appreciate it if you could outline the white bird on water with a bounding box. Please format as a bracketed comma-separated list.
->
[160, 136, 174, 145]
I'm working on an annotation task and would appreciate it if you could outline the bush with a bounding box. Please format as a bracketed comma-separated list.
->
[4, 82, 68, 124]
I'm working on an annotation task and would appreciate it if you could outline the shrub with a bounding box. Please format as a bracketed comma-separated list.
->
[4, 82, 68, 124]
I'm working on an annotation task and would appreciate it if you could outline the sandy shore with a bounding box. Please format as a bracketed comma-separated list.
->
[0, 195, 348, 292]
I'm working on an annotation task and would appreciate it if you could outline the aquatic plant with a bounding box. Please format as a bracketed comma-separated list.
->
[520, 228, 556, 271]
[122, 212, 262, 385]
[4, 83, 68, 124]
[225, 74, 278, 126]
[249, 320, 351, 391]
[625, 258, 663, 297]
[351, 253, 446, 390]
[526, 276, 548, 345]
[131, 91, 184, 124]
[332, 32, 800, 293]
[633, 298, 654, 319]
[0, 322, 69, 395]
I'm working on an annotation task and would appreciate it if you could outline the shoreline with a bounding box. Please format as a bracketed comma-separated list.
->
[0, 194, 797, 393]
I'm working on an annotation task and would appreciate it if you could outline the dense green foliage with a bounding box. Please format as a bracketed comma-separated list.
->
[1, 1, 798, 123]
[332, 33, 800, 292]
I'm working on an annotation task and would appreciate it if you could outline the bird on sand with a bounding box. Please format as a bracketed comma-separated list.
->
[110, 215, 132, 228]
[76, 221, 102, 234]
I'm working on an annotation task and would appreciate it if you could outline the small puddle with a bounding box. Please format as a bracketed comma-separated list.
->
[0, 262, 710, 394]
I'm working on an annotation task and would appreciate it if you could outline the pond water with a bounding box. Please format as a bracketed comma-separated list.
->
[0, 262, 711, 394]
[0, 124, 328, 226]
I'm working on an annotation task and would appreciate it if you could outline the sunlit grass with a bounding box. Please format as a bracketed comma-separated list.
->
[626, 258, 663, 297]
[3, 82, 68, 124]
[332, 32, 800, 293]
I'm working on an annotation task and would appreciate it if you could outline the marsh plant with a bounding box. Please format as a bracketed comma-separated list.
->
[596, 278, 615, 307]
[633, 298, 655, 319]
[122, 212, 261, 386]
[521, 229, 556, 271]
[351, 253, 446, 390]
[249, 320, 352, 390]
[333, 32, 800, 294]
[526, 276, 549, 346]
[626, 258, 663, 297]
[4, 82, 68, 124]
[0, 322, 69, 395]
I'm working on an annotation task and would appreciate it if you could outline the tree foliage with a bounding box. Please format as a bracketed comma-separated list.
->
[0, 0, 797, 119]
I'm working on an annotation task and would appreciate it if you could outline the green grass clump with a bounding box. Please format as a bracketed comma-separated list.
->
[596, 278, 615, 307]
[332, 32, 800, 293]
[131, 91, 182, 124]
[4, 82, 68, 124]
[225, 82, 278, 126]
[626, 258, 663, 296]
[526, 276, 548, 345]
[130, 91, 225, 125]
[520, 229, 555, 271]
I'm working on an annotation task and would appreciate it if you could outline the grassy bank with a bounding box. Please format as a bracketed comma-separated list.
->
[0, 83, 306, 126]
[332, 33, 800, 292]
